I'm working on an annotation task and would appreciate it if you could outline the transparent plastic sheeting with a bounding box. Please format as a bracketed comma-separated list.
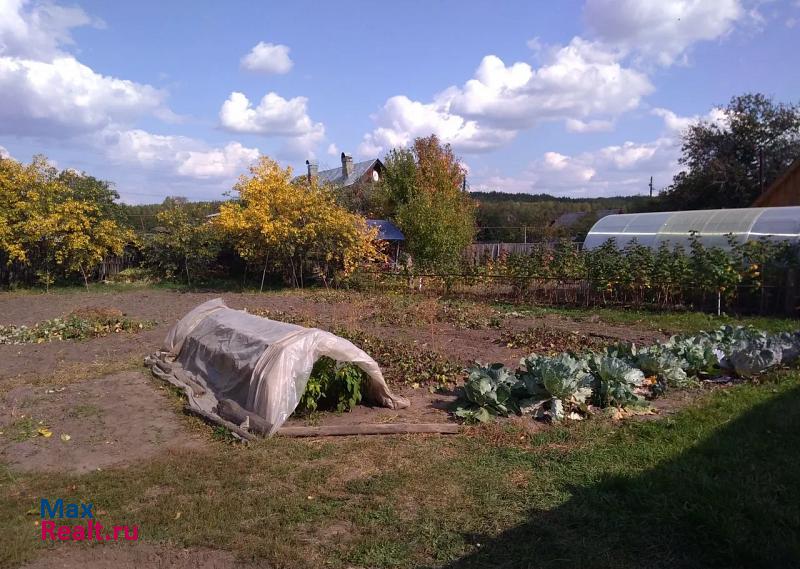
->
[147, 298, 409, 435]
[583, 206, 800, 250]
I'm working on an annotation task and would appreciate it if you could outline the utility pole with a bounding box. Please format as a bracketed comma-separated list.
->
[649, 176, 654, 198]
[759, 148, 765, 194]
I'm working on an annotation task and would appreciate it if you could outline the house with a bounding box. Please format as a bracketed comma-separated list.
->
[595, 208, 624, 220]
[550, 211, 588, 228]
[302, 152, 384, 188]
[753, 158, 800, 207]
[366, 219, 405, 266]
[299, 152, 385, 216]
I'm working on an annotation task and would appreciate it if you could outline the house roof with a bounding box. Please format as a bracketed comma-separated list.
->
[753, 158, 800, 207]
[596, 208, 623, 219]
[366, 219, 405, 241]
[314, 159, 380, 187]
[551, 211, 588, 227]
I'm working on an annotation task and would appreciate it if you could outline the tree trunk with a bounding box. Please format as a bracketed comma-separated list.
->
[260, 256, 269, 293]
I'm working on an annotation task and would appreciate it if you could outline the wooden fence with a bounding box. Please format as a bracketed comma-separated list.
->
[465, 242, 581, 263]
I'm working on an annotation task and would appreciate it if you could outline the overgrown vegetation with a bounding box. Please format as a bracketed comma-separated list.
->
[0, 309, 154, 345]
[498, 326, 608, 353]
[412, 232, 800, 313]
[297, 357, 366, 413]
[0, 155, 132, 289]
[381, 135, 477, 272]
[662, 93, 800, 210]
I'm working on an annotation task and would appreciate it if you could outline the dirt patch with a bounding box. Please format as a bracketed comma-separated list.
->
[19, 544, 261, 569]
[0, 289, 665, 382]
[0, 288, 670, 445]
[0, 371, 207, 473]
[285, 384, 457, 429]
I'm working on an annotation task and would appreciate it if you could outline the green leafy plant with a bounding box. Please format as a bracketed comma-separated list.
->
[297, 357, 366, 414]
[0, 312, 154, 345]
[453, 325, 800, 426]
[454, 363, 520, 423]
[587, 355, 646, 407]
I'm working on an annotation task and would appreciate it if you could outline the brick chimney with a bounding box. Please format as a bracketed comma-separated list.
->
[341, 152, 353, 179]
[306, 159, 318, 183]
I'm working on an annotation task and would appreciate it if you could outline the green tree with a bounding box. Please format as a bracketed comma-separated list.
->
[141, 198, 223, 285]
[0, 155, 131, 289]
[383, 136, 476, 271]
[662, 93, 800, 209]
[215, 157, 381, 288]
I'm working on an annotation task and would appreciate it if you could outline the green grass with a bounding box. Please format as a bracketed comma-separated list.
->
[2, 371, 798, 568]
[496, 302, 799, 334]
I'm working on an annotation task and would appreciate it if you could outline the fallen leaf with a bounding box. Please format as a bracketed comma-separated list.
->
[60, 434, 71, 442]
[37, 427, 53, 438]
[174, 511, 181, 520]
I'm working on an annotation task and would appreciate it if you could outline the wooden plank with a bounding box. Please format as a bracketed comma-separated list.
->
[276, 423, 460, 437]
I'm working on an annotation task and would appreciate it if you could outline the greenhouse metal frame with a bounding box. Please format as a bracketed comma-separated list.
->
[583, 206, 800, 250]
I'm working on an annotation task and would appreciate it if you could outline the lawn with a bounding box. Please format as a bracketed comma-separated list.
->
[0, 287, 798, 568]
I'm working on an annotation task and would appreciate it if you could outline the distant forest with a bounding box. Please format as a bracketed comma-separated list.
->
[469, 192, 660, 242]
[117, 192, 661, 244]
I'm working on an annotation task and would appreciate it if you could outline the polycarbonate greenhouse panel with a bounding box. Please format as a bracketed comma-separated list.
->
[583, 206, 800, 250]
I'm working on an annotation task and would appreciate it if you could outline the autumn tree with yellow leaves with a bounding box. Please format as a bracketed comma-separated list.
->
[215, 157, 381, 288]
[0, 155, 132, 289]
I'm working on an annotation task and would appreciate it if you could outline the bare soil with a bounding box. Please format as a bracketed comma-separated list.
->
[0, 371, 207, 473]
[0, 287, 747, 569]
[0, 288, 667, 379]
[0, 288, 668, 471]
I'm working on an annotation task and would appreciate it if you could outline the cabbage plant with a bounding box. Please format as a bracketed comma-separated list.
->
[518, 353, 593, 420]
[455, 363, 520, 422]
[589, 356, 646, 407]
[635, 346, 690, 388]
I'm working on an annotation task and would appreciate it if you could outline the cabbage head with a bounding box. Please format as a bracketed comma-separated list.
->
[593, 356, 645, 407]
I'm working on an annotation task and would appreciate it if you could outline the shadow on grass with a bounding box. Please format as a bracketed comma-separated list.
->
[437, 386, 800, 569]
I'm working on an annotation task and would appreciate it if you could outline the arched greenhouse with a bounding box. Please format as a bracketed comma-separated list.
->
[583, 206, 800, 250]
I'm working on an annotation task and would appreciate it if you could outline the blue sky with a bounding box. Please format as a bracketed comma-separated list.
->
[1, 0, 799, 203]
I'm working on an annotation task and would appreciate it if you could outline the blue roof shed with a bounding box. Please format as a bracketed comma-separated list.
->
[366, 220, 405, 241]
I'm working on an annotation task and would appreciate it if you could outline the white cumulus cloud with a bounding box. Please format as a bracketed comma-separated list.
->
[474, 137, 680, 197]
[219, 91, 324, 138]
[0, 0, 103, 61]
[565, 118, 614, 133]
[652, 106, 729, 134]
[0, 56, 168, 137]
[100, 127, 260, 179]
[240, 42, 293, 74]
[450, 39, 652, 129]
[360, 37, 652, 156]
[584, 0, 745, 66]
[358, 94, 515, 157]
